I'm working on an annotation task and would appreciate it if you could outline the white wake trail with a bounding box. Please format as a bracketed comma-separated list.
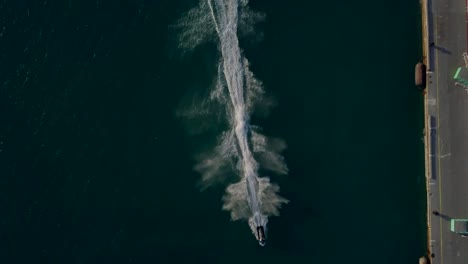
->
[174, 0, 288, 245]
[208, 0, 267, 241]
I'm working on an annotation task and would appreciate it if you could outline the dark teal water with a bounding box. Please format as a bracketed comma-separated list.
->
[0, 0, 426, 263]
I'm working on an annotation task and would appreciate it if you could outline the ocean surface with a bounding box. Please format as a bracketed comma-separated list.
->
[0, 0, 426, 263]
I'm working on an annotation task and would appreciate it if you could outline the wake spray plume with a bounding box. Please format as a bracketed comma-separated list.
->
[174, 0, 288, 246]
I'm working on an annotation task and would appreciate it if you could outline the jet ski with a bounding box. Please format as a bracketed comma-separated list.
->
[256, 226, 266, 246]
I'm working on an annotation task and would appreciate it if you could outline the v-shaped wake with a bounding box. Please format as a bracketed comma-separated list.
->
[175, 0, 288, 246]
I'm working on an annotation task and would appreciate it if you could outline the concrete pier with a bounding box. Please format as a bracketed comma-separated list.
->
[421, 0, 468, 263]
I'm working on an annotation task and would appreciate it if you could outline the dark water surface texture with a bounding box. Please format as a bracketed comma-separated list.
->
[0, 0, 426, 263]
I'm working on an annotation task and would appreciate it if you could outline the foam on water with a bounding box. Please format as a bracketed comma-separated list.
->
[175, 0, 288, 244]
